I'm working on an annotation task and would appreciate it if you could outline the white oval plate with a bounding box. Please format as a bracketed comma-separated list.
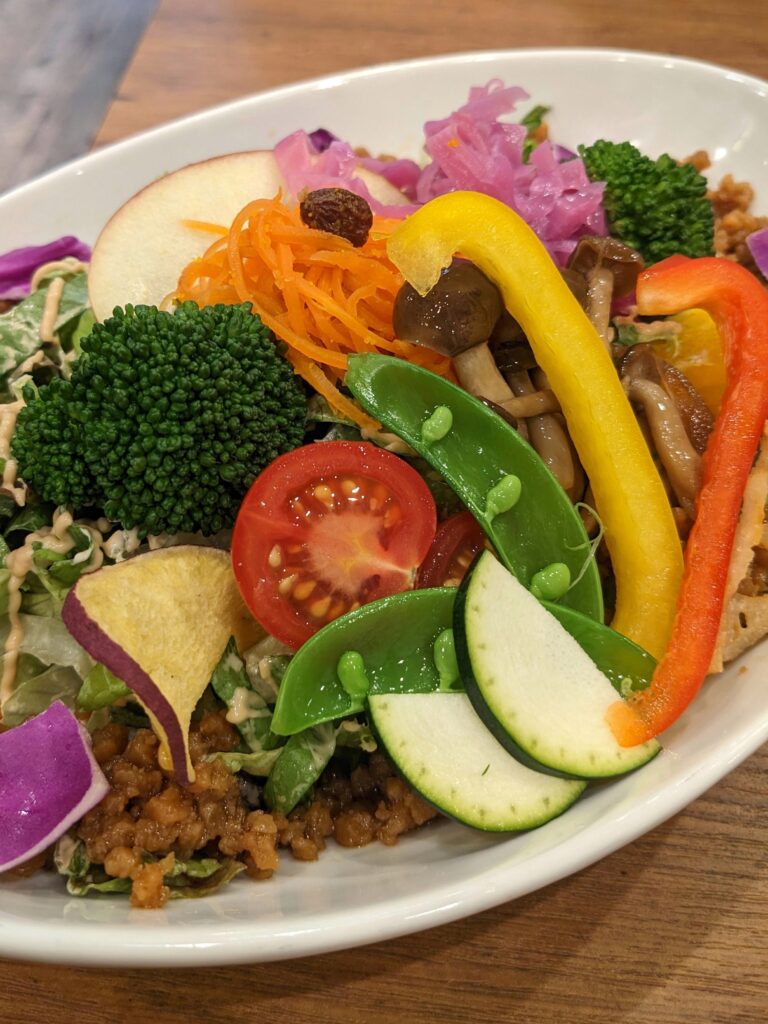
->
[1, 49, 767, 968]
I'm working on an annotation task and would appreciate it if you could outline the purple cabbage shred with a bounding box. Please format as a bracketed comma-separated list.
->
[746, 226, 768, 280]
[275, 80, 607, 263]
[0, 237, 91, 301]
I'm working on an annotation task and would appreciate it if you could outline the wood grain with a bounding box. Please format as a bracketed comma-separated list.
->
[4, 0, 768, 1020]
[2, 747, 768, 1022]
[95, 0, 768, 146]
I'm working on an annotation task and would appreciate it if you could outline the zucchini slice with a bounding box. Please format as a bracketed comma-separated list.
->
[368, 692, 585, 831]
[456, 551, 660, 779]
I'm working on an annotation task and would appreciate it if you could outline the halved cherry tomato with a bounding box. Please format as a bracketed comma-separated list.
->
[232, 441, 437, 649]
[416, 510, 485, 588]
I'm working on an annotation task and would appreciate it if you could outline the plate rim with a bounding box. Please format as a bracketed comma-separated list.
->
[1, 45, 767, 968]
[1, 45, 767, 207]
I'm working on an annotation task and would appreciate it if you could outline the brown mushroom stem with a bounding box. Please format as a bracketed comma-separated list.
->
[498, 389, 561, 418]
[628, 378, 702, 517]
[453, 343, 515, 403]
[620, 345, 714, 454]
[506, 370, 579, 496]
[585, 267, 614, 349]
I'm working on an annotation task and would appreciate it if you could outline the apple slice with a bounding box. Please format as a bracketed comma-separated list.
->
[62, 546, 263, 784]
[88, 150, 409, 321]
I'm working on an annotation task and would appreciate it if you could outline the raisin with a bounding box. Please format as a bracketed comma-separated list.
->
[299, 188, 373, 247]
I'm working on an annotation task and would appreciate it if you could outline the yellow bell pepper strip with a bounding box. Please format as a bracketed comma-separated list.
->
[608, 256, 768, 745]
[387, 191, 683, 659]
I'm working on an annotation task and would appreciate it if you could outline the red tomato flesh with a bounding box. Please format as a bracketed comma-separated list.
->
[232, 441, 437, 649]
[416, 510, 486, 588]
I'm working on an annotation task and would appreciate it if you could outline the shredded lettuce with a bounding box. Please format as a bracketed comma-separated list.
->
[0, 612, 92, 677]
[208, 748, 282, 776]
[0, 660, 81, 726]
[0, 270, 90, 383]
[210, 636, 285, 753]
[54, 837, 245, 899]
[76, 664, 131, 712]
[263, 722, 337, 814]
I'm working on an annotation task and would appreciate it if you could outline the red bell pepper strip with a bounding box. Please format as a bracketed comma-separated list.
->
[608, 256, 768, 745]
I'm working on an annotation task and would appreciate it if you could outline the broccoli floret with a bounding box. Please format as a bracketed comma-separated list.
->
[579, 140, 714, 264]
[12, 303, 307, 535]
[12, 377, 100, 509]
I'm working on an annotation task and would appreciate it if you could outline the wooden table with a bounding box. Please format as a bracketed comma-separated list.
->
[4, 1, 768, 1020]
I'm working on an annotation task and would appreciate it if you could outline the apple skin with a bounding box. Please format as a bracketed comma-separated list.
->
[88, 151, 283, 322]
[87, 149, 409, 322]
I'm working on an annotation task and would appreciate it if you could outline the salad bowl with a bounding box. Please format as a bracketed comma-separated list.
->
[0, 47, 767, 967]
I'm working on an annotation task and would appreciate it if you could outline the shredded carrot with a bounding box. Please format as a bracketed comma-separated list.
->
[175, 196, 452, 426]
[181, 219, 228, 235]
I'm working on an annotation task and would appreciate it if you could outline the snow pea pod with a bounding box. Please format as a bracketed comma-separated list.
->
[271, 586, 653, 737]
[271, 588, 455, 736]
[543, 602, 655, 696]
[345, 354, 603, 621]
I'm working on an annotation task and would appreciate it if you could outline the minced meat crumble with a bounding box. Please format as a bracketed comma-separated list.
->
[75, 711, 437, 908]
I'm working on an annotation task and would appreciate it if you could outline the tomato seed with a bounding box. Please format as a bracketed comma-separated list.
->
[310, 595, 332, 618]
[313, 484, 334, 507]
[268, 544, 282, 568]
[293, 579, 316, 601]
[383, 506, 402, 528]
[278, 574, 298, 595]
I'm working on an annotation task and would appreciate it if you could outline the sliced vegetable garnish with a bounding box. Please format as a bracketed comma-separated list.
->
[369, 692, 586, 832]
[0, 701, 108, 872]
[416, 510, 485, 588]
[384, 192, 683, 657]
[62, 546, 261, 785]
[455, 552, 659, 779]
[608, 256, 768, 745]
[345, 354, 603, 620]
[231, 441, 437, 650]
[271, 587, 455, 735]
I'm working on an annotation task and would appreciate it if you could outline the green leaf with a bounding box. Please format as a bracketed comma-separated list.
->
[29, 524, 98, 603]
[264, 722, 337, 813]
[166, 858, 246, 899]
[77, 664, 131, 711]
[520, 104, 551, 161]
[0, 272, 89, 381]
[210, 636, 248, 703]
[54, 837, 246, 900]
[0, 612, 92, 676]
[0, 568, 10, 615]
[0, 497, 16, 525]
[66, 875, 133, 897]
[0, 661, 82, 726]
[109, 704, 151, 729]
[209, 748, 282, 776]
[5, 502, 54, 537]
[70, 309, 95, 356]
[210, 637, 284, 753]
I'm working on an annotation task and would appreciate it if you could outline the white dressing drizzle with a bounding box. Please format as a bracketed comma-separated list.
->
[38, 277, 66, 344]
[226, 686, 271, 725]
